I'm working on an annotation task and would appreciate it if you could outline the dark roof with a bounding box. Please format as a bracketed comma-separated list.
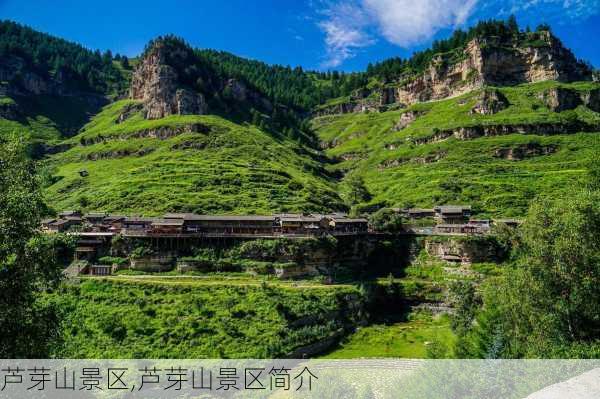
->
[163, 213, 196, 220]
[435, 205, 471, 214]
[41, 218, 56, 225]
[333, 218, 368, 223]
[49, 220, 70, 226]
[184, 215, 276, 222]
[84, 212, 107, 218]
[152, 219, 185, 226]
[104, 215, 126, 221]
[280, 216, 322, 222]
[408, 208, 434, 214]
[124, 217, 156, 223]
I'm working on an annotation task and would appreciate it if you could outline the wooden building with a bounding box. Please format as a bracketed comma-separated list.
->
[122, 217, 155, 233]
[434, 205, 471, 224]
[277, 214, 325, 235]
[45, 217, 81, 232]
[397, 208, 436, 220]
[104, 215, 126, 231]
[150, 218, 185, 235]
[165, 214, 278, 235]
[327, 216, 369, 233]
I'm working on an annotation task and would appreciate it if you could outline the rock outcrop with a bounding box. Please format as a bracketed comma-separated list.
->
[394, 110, 424, 130]
[470, 88, 509, 115]
[538, 87, 600, 112]
[395, 32, 591, 106]
[79, 123, 210, 146]
[493, 143, 557, 160]
[313, 87, 399, 117]
[130, 40, 274, 120]
[130, 42, 207, 119]
[316, 31, 592, 116]
[425, 237, 501, 265]
[410, 120, 599, 146]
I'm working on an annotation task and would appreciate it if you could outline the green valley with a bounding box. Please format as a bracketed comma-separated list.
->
[2, 15, 600, 362]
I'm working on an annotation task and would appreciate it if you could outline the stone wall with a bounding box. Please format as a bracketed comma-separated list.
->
[424, 236, 500, 264]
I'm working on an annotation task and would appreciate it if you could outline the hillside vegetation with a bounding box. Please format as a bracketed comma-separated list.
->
[44, 100, 344, 214]
[312, 81, 600, 217]
[49, 279, 361, 358]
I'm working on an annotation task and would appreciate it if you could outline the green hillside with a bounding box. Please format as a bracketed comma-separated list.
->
[44, 100, 344, 214]
[0, 94, 103, 145]
[312, 81, 600, 217]
[49, 279, 360, 358]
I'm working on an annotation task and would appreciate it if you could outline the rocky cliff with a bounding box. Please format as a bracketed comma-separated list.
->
[130, 41, 208, 119]
[395, 32, 590, 105]
[316, 30, 593, 116]
[0, 55, 67, 96]
[130, 38, 273, 120]
[0, 54, 107, 119]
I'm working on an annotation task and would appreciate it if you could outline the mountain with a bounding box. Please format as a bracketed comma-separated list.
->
[43, 37, 344, 214]
[311, 22, 599, 217]
[1, 18, 598, 217]
[315, 21, 593, 116]
[0, 20, 129, 155]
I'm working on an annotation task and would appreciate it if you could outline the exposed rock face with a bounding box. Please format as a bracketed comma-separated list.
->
[494, 143, 558, 160]
[470, 88, 509, 115]
[581, 89, 600, 112]
[538, 87, 582, 111]
[313, 87, 398, 117]
[79, 123, 210, 146]
[130, 43, 207, 119]
[0, 56, 54, 96]
[410, 120, 598, 146]
[224, 78, 273, 112]
[396, 33, 591, 106]
[116, 102, 144, 123]
[394, 110, 424, 130]
[317, 31, 592, 116]
[225, 78, 248, 101]
[425, 237, 500, 265]
[0, 55, 108, 103]
[395, 40, 485, 106]
[538, 87, 600, 112]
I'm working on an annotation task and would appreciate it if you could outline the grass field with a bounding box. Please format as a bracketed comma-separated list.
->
[321, 312, 455, 358]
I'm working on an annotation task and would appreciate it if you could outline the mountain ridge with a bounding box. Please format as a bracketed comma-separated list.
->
[0, 18, 598, 217]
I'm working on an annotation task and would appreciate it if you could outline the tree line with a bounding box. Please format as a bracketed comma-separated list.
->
[0, 20, 129, 95]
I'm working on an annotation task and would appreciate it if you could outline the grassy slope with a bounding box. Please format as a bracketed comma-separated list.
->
[44, 100, 344, 215]
[321, 312, 455, 358]
[0, 95, 93, 139]
[321, 252, 500, 359]
[312, 81, 600, 217]
[49, 278, 359, 358]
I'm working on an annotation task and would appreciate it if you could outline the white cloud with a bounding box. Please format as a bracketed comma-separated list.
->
[316, 0, 599, 67]
[317, 0, 478, 67]
[318, 2, 375, 67]
[362, 0, 478, 47]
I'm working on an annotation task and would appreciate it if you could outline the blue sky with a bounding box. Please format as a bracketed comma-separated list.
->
[1, 0, 599, 71]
